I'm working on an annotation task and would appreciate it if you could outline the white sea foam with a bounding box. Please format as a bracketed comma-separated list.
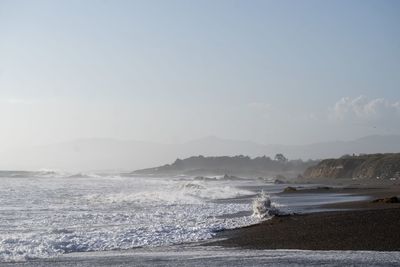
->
[0, 174, 371, 263]
[84, 179, 255, 205]
[0, 174, 264, 262]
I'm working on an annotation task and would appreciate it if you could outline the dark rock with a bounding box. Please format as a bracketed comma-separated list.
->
[283, 186, 297, 193]
[222, 174, 241, 180]
[371, 196, 400, 203]
[316, 186, 331, 190]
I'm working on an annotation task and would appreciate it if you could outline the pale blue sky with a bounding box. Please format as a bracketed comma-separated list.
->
[0, 0, 399, 148]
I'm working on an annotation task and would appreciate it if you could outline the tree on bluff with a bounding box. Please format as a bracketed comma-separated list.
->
[274, 153, 288, 163]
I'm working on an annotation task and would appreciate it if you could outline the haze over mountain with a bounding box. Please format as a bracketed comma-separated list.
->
[2, 1, 400, 154]
[0, 135, 399, 172]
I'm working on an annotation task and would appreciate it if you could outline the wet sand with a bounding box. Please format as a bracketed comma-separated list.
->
[5, 246, 400, 267]
[209, 185, 400, 251]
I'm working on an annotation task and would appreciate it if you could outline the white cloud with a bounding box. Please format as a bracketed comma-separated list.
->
[332, 96, 400, 121]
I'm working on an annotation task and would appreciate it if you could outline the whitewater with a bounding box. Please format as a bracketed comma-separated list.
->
[0, 172, 275, 262]
[2, 171, 399, 266]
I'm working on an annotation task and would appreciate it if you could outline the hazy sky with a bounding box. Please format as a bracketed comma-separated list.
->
[1, 0, 399, 149]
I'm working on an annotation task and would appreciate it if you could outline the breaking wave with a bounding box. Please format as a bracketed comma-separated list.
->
[0, 175, 269, 262]
[0, 170, 119, 179]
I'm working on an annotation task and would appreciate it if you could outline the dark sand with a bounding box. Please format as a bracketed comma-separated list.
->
[209, 185, 400, 251]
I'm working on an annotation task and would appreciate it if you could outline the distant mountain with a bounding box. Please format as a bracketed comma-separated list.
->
[281, 135, 400, 160]
[0, 135, 399, 171]
[0, 138, 172, 172]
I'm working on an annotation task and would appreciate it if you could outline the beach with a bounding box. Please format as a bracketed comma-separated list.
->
[4, 191, 400, 267]
[209, 184, 400, 251]
[1, 173, 400, 266]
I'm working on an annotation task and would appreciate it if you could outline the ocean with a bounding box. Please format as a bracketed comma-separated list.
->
[1, 171, 398, 266]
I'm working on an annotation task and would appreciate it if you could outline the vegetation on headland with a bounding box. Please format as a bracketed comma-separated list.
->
[303, 153, 400, 180]
[133, 152, 400, 181]
[133, 154, 319, 178]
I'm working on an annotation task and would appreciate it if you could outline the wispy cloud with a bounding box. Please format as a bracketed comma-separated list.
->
[332, 96, 400, 121]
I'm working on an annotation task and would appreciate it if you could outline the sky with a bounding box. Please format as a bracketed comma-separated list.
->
[0, 0, 399, 150]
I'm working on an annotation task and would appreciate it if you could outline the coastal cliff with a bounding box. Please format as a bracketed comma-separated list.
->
[303, 153, 400, 180]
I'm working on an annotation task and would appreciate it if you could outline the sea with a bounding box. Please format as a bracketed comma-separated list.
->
[0, 171, 399, 266]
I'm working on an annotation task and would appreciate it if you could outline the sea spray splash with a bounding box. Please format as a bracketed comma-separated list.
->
[252, 190, 279, 219]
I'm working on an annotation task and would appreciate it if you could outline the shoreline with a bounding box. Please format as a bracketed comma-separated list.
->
[207, 185, 400, 251]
